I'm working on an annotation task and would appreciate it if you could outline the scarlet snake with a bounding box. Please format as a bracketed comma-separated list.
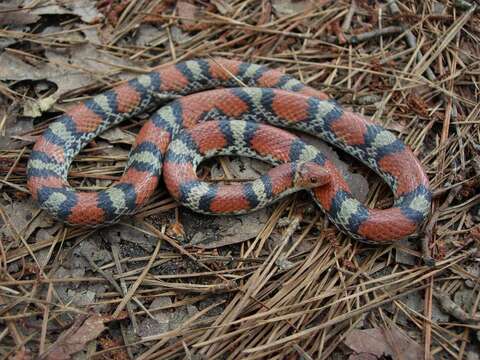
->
[26, 58, 431, 243]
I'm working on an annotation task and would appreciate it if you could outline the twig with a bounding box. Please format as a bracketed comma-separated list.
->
[433, 286, 480, 324]
[326, 26, 403, 45]
[341, 0, 356, 32]
[386, 0, 436, 81]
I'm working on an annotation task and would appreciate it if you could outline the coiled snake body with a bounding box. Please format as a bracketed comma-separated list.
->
[27, 58, 431, 243]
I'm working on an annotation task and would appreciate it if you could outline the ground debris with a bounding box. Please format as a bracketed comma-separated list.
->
[38, 313, 110, 360]
[343, 325, 425, 360]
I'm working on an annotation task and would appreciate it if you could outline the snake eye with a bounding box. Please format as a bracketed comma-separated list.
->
[310, 177, 317, 183]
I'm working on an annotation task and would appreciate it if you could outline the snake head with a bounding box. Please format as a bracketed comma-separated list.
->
[294, 162, 331, 189]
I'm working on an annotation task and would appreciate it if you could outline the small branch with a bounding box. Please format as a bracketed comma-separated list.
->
[326, 26, 403, 45]
[341, 0, 356, 32]
[433, 286, 480, 324]
[386, 0, 436, 81]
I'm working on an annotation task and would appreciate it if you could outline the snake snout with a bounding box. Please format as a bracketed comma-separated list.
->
[294, 162, 331, 189]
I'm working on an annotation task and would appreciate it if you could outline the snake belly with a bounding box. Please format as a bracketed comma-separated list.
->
[26, 58, 431, 243]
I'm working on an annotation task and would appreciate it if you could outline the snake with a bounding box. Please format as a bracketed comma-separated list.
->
[164, 119, 332, 214]
[26, 58, 431, 243]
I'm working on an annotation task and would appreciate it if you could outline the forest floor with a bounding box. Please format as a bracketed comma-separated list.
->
[1, 0, 480, 359]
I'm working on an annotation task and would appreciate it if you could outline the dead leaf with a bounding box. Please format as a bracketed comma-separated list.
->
[41, 25, 85, 43]
[170, 26, 193, 44]
[185, 210, 269, 248]
[0, 2, 40, 25]
[0, 43, 136, 100]
[211, 0, 233, 14]
[0, 199, 55, 242]
[406, 92, 430, 117]
[11, 347, 32, 360]
[142, 1, 174, 24]
[348, 354, 377, 360]
[69, 0, 102, 23]
[210, 157, 270, 180]
[31, 0, 103, 24]
[383, 120, 406, 133]
[177, 1, 208, 30]
[99, 127, 136, 144]
[98, 336, 130, 360]
[135, 24, 166, 46]
[344, 326, 425, 360]
[272, 0, 316, 16]
[471, 225, 480, 241]
[0, 101, 33, 150]
[40, 314, 109, 360]
[22, 96, 58, 118]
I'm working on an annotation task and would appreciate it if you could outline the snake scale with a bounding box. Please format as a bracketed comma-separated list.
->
[26, 58, 431, 243]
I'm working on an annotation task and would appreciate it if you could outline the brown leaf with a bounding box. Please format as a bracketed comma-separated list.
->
[98, 336, 130, 360]
[0, 44, 136, 98]
[0, 2, 40, 25]
[0, 104, 34, 150]
[185, 210, 269, 249]
[143, 2, 175, 24]
[41, 314, 108, 360]
[344, 326, 425, 360]
[348, 353, 377, 360]
[99, 127, 136, 145]
[257, 0, 272, 25]
[11, 347, 32, 360]
[272, 0, 316, 16]
[383, 120, 406, 134]
[211, 0, 233, 15]
[177, 1, 208, 31]
[0, 199, 55, 241]
[471, 226, 480, 241]
[30, 0, 103, 24]
[406, 92, 430, 117]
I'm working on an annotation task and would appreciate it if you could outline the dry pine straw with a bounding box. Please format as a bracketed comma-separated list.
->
[1, 0, 480, 359]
